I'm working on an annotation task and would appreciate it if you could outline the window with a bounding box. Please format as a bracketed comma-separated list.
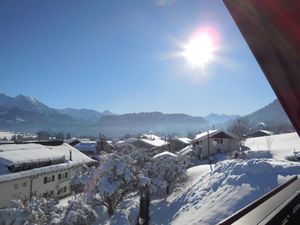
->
[44, 177, 47, 184]
[58, 173, 61, 180]
[22, 182, 27, 187]
[220, 139, 223, 144]
[52, 175, 55, 182]
[14, 183, 18, 189]
[63, 186, 67, 192]
[65, 172, 68, 178]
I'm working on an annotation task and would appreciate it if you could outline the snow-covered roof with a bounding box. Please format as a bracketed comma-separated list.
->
[140, 134, 162, 140]
[194, 130, 219, 141]
[0, 143, 95, 182]
[140, 138, 167, 147]
[0, 146, 64, 167]
[174, 137, 191, 145]
[177, 145, 194, 155]
[139, 134, 167, 147]
[47, 143, 94, 164]
[194, 130, 233, 141]
[74, 141, 96, 152]
[153, 151, 177, 159]
[115, 138, 137, 148]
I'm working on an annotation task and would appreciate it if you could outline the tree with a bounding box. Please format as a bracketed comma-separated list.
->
[0, 197, 61, 225]
[55, 132, 65, 141]
[95, 133, 111, 154]
[228, 117, 251, 150]
[62, 196, 97, 225]
[146, 155, 187, 194]
[37, 131, 50, 141]
[96, 153, 138, 217]
[265, 136, 274, 151]
[66, 133, 72, 140]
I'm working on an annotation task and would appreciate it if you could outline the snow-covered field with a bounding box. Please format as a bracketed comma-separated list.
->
[0, 131, 15, 140]
[150, 132, 300, 225]
[245, 132, 300, 159]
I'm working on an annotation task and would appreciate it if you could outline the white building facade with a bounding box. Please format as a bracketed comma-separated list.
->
[192, 130, 238, 159]
[0, 143, 95, 208]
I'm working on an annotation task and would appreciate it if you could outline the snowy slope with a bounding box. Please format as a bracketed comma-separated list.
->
[150, 159, 300, 225]
[245, 132, 300, 159]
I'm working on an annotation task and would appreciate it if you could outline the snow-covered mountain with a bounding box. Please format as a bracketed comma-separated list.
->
[57, 108, 113, 124]
[0, 94, 292, 137]
[0, 94, 77, 133]
[0, 93, 57, 115]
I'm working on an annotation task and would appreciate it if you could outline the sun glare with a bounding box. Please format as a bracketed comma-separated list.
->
[183, 33, 214, 67]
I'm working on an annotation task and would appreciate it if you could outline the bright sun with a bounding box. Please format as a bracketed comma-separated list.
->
[183, 34, 214, 67]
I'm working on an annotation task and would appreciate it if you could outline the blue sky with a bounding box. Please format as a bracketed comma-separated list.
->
[0, 0, 276, 116]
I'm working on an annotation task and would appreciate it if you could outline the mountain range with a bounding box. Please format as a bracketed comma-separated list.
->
[0, 93, 292, 137]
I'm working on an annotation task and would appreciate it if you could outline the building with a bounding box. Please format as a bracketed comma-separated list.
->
[74, 140, 96, 157]
[246, 130, 273, 138]
[170, 137, 191, 152]
[130, 134, 168, 151]
[0, 143, 95, 208]
[192, 130, 237, 159]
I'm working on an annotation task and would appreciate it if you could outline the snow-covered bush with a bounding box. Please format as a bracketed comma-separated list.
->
[71, 165, 96, 193]
[61, 196, 97, 225]
[110, 193, 140, 225]
[96, 153, 138, 217]
[0, 197, 61, 225]
[146, 154, 188, 194]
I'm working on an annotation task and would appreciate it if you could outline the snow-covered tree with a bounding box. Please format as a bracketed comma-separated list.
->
[61, 196, 97, 225]
[147, 154, 188, 194]
[71, 165, 97, 193]
[0, 197, 62, 225]
[96, 153, 138, 217]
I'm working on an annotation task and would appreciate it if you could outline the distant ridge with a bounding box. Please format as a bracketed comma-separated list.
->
[0, 94, 292, 137]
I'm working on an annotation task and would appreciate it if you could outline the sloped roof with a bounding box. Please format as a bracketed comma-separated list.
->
[194, 130, 233, 141]
[174, 137, 191, 145]
[0, 143, 95, 182]
[153, 151, 177, 159]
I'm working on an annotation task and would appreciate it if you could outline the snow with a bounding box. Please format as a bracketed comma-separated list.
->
[74, 141, 96, 152]
[140, 138, 167, 147]
[194, 129, 219, 140]
[177, 145, 193, 155]
[150, 158, 300, 225]
[0, 143, 95, 182]
[258, 130, 273, 135]
[245, 132, 300, 159]
[153, 151, 177, 159]
[139, 134, 167, 147]
[0, 147, 64, 167]
[174, 137, 191, 145]
[0, 131, 15, 139]
[48, 143, 95, 165]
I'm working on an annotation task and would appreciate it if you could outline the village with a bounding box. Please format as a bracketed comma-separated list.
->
[0, 126, 300, 224]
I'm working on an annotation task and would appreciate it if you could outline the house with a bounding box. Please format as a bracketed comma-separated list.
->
[130, 134, 168, 150]
[170, 137, 191, 152]
[0, 142, 95, 208]
[192, 130, 237, 159]
[246, 130, 273, 138]
[74, 140, 96, 157]
[153, 151, 177, 159]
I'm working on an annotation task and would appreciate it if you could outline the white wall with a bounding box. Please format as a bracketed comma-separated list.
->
[194, 138, 237, 159]
[0, 166, 78, 208]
